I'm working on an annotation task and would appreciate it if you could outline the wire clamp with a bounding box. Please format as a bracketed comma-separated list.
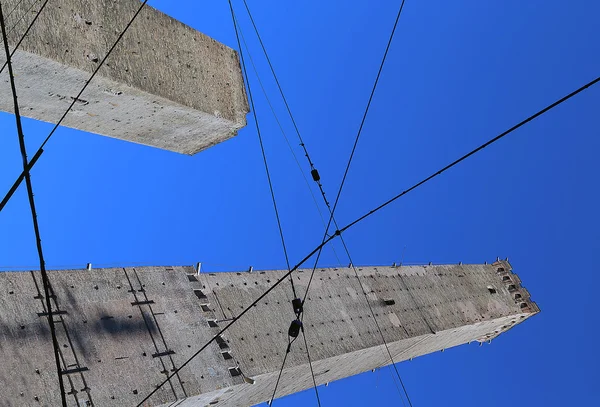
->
[288, 319, 302, 338]
[292, 298, 303, 317]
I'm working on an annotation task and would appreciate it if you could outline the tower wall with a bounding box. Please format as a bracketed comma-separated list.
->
[0, 261, 538, 406]
[0, 0, 248, 155]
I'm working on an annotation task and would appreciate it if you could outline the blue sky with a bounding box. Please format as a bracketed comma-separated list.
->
[1, 0, 599, 406]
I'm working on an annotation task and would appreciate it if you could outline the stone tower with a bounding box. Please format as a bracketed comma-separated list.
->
[0, 261, 538, 406]
[0, 0, 248, 155]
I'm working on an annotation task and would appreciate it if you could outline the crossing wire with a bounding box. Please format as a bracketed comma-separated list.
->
[0, 0, 43, 49]
[0, 0, 50, 74]
[136, 69, 600, 407]
[0, 0, 50, 213]
[2, 0, 30, 25]
[338, 74, 600, 236]
[0, 3, 66, 406]
[239, 0, 411, 403]
[233, 12, 344, 267]
[228, 0, 297, 298]
[302, 0, 408, 306]
[230, 3, 320, 405]
[268, 336, 299, 405]
[0, 0, 149, 215]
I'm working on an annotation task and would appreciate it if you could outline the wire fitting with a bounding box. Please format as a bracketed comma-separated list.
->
[311, 169, 320, 182]
[288, 319, 302, 338]
[292, 298, 303, 317]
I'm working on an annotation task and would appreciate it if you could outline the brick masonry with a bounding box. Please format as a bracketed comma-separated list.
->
[0, 261, 538, 406]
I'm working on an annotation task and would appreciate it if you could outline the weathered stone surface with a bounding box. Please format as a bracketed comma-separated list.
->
[0, 0, 248, 155]
[0, 261, 538, 406]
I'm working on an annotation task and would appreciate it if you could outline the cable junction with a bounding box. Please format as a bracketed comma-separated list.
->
[229, 2, 320, 404]
[238, 0, 412, 404]
[0, 2, 66, 405]
[136, 69, 599, 406]
[0, 0, 150, 216]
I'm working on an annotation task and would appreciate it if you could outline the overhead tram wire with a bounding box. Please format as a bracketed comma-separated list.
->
[38, 0, 148, 151]
[233, 13, 344, 267]
[302, 0, 408, 304]
[0, 0, 50, 75]
[339, 245, 411, 407]
[0, 0, 44, 50]
[237, 20, 409, 405]
[233, 0, 413, 401]
[228, 0, 296, 298]
[0, 0, 50, 213]
[339, 74, 600, 235]
[3, 0, 29, 22]
[229, 4, 321, 405]
[0, 0, 149, 215]
[136, 69, 600, 407]
[268, 335, 299, 406]
[0, 3, 66, 407]
[136, 221, 336, 406]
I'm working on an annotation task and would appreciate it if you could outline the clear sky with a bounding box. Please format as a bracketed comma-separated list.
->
[1, 0, 599, 406]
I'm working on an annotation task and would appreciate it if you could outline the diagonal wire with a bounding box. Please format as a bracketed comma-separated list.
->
[0, 0, 149, 216]
[135, 68, 600, 407]
[0, 0, 49, 212]
[300, 326, 322, 407]
[136, 235, 335, 407]
[3, 0, 29, 21]
[340, 241, 411, 407]
[231, 4, 322, 405]
[0, 3, 66, 406]
[268, 336, 298, 406]
[228, 0, 296, 298]
[0, 0, 49, 74]
[303, 0, 408, 305]
[234, 12, 343, 267]
[38, 0, 148, 151]
[231, 5, 322, 406]
[0, 0, 42, 47]
[339, 74, 600, 235]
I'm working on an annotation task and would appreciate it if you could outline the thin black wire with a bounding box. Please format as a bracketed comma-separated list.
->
[136, 70, 600, 407]
[0, 147, 42, 212]
[228, 0, 296, 298]
[0, 0, 49, 213]
[240, 0, 319, 175]
[0, 0, 147, 215]
[136, 234, 336, 407]
[0, 0, 41, 47]
[3, 0, 30, 24]
[237, 21, 408, 405]
[234, 12, 344, 267]
[268, 336, 298, 406]
[303, 0, 408, 305]
[39, 0, 148, 150]
[300, 327, 322, 407]
[299, 18, 410, 405]
[0, 0, 50, 74]
[339, 74, 600, 236]
[232, 5, 321, 405]
[240, 0, 338, 228]
[339, 240, 411, 407]
[231, 5, 322, 405]
[0, 3, 66, 406]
